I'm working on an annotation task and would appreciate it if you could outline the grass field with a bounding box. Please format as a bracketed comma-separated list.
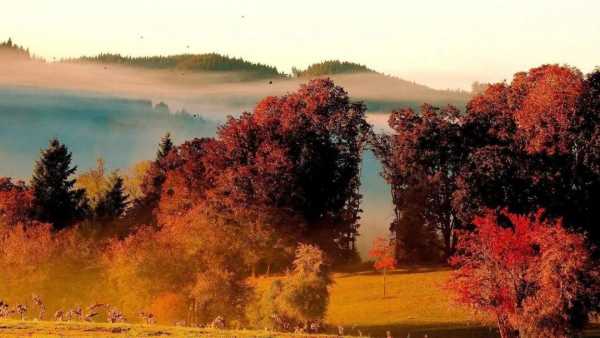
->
[0, 319, 309, 337]
[1, 267, 599, 337]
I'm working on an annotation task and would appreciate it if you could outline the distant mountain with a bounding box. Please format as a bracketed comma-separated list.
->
[292, 60, 375, 77]
[66, 53, 285, 80]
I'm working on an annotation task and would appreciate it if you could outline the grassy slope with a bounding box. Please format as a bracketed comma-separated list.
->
[256, 267, 600, 338]
[1, 268, 598, 337]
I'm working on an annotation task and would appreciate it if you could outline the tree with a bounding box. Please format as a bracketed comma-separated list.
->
[95, 173, 129, 221]
[145, 79, 370, 266]
[127, 133, 177, 227]
[0, 178, 33, 227]
[373, 65, 600, 262]
[122, 160, 152, 201]
[368, 237, 396, 297]
[257, 244, 332, 331]
[511, 65, 584, 155]
[204, 79, 371, 262]
[31, 138, 87, 230]
[373, 104, 463, 262]
[455, 65, 600, 245]
[104, 204, 253, 325]
[156, 132, 174, 161]
[447, 209, 600, 338]
[76, 158, 107, 210]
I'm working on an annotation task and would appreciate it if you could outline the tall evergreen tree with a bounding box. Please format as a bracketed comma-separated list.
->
[31, 138, 87, 230]
[156, 132, 174, 161]
[95, 174, 129, 221]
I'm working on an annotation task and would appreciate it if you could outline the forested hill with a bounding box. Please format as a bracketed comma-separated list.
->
[67, 53, 284, 79]
[0, 38, 33, 59]
[292, 60, 375, 77]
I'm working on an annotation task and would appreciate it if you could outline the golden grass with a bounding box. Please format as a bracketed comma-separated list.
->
[254, 267, 600, 338]
[1, 268, 599, 337]
[0, 319, 333, 337]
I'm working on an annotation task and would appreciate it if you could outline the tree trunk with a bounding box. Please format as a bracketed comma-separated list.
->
[383, 268, 387, 297]
[497, 315, 519, 338]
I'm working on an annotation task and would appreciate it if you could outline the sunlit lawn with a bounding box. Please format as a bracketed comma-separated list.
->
[1, 268, 599, 337]
[257, 266, 600, 338]
[325, 267, 492, 337]
[0, 319, 328, 337]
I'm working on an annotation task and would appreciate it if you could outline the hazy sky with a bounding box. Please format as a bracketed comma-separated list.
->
[2, 0, 599, 90]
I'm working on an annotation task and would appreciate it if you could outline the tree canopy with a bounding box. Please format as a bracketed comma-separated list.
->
[31, 139, 87, 230]
[68, 53, 284, 79]
[292, 60, 374, 77]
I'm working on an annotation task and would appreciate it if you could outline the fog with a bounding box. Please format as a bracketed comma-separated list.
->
[0, 55, 467, 256]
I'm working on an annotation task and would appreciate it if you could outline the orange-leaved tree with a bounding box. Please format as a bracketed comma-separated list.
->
[369, 236, 397, 297]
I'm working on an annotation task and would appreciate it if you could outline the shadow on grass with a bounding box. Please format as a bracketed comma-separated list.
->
[335, 266, 452, 278]
[336, 323, 600, 338]
[331, 323, 499, 338]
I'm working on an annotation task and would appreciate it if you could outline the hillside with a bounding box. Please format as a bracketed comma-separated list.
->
[1, 39, 471, 111]
[67, 53, 284, 80]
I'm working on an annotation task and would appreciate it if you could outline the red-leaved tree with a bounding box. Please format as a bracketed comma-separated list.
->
[369, 236, 397, 297]
[447, 209, 599, 338]
[0, 177, 33, 227]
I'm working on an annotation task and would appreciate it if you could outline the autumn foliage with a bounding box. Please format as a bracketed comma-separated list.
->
[374, 65, 600, 263]
[0, 177, 33, 227]
[448, 209, 600, 338]
[156, 78, 370, 264]
[369, 237, 396, 297]
[0, 69, 599, 335]
[369, 237, 396, 272]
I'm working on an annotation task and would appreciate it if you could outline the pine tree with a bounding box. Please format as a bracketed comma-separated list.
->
[95, 173, 129, 221]
[31, 138, 87, 230]
[156, 132, 174, 161]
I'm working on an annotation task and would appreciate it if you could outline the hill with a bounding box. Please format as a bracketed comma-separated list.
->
[67, 53, 284, 80]
[293, 60, 375, 77]
[1, 38, 471, 111]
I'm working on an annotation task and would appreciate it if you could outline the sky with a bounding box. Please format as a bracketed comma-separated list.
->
[2, 0, 600, 90]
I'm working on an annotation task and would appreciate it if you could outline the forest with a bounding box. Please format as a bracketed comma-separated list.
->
[0, 58, 600, 337]
[67, 53, 284, 80]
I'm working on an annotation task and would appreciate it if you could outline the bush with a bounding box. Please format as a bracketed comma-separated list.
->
[148, 292, 187, 325]
[254, 244, 331, 332]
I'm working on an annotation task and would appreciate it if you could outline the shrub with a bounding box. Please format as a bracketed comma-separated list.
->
[255, 244, 332, 331]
